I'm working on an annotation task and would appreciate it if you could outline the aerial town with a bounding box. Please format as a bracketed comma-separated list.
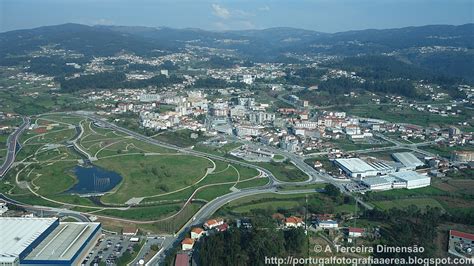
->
[0, 2, 473, 266]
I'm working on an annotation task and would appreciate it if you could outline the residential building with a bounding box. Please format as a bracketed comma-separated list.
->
[348, 227, 365, 238]
[285, 216, 304, 228]
[190, 228, 205, 240]
[203, 218, 224, 230]
[181, 238, 195, 251]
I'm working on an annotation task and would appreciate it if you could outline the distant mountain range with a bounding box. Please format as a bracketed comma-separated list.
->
[0, 23, 473, 79]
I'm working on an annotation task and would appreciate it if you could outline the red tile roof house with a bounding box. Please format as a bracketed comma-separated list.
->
[216, 223, 229, 232]
[450, 230, 474, 242]
[284, 216, 304, 228]
[181, 238, 195, 251]
[190, 227, 205, 240]
[203, 218, 224, 230]
[449, 230, 474, 258]
[174, 253, 190, 266]
[348, 227, 365, 238]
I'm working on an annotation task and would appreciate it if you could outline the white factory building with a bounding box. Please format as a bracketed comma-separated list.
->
[334, 158, 394, 178]
[390, 171, 431, 189]
[392, 152, 424, 170]
[361, 171, 431, 191]
[0, 217, 101, 266]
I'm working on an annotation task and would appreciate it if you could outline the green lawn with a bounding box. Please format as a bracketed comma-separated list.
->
[28, 128, 76, 144]
[96, 204, 182, 220]
[194, 184, 234, 201]
[193, 142, 243, 157]
[257, 161, 308, 182]
[154, 129, 209, 147]
[232, 200, 301, 213]
[98, 154, 213, 204]
[372, 198, 445, 211]
[340, 104, 473, 127]
[31, 161, 77, 195]
[273, 154, 285, 161]
[420, 144, 474, 159]
[232, 164, 259, 181]
[277, 183, 327, 191]
[234, 177, 269, 189]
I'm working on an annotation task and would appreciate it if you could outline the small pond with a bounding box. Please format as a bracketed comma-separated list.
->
[66, 165, 122, 194]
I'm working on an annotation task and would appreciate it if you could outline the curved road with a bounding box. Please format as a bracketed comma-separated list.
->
[0, 117, 30, 177]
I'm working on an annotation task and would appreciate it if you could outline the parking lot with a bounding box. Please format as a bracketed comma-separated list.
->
[83, 234, 136, 266]
[81, 233, 167, 266]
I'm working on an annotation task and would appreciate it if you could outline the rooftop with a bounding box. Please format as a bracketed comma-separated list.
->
[362, 176, 391, 186]
[349, 227, 365, 233]
[389, 171, 429, 182]
[175, 253, 190, 266]
[24, 222, 101, 262]
[392, 152, 424, 168]
[335, 158, 375, 173]
[0, 217, 58, 261]
[450, 230, 474, 241]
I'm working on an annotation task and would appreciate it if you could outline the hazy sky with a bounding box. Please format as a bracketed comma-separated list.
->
[1, 0, 472, 32]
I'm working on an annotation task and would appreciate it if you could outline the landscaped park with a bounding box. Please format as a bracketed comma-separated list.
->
[1, 113, 277, 232]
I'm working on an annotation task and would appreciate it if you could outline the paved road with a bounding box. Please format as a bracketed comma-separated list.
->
[0, 193, 90, 222]
[0, 117, 30, 177]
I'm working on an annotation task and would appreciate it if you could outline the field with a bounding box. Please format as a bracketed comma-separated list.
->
[337, 104, 474, 128]
[98, 154, 213, 204]
[256, 160, 308, 182]
[329, 136, 393, 151]
[217, 192, 357, 218]
[153, 129, 209, 147]
[372, 198, 445, 211]
[420, 144, 474, 159]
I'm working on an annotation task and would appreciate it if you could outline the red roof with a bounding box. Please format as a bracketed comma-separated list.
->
[191, 227, 204, 234]
[217, 223, 228, 232]
[175, 253, 190, 266]
[349, 227, 365, 233]
[182, 238, 194, 245]
[450, 230, 474, 241]
[285, 216, 303, 224]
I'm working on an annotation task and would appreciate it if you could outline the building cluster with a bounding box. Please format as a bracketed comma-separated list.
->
[176, 218, 229, 266]
[205, 63, 286, 84]
[332, 152, 431, 191]
[448, 230, 474, 259]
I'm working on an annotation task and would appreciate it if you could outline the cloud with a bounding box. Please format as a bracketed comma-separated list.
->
[212, 4, 231, 19]
[258, 5, 270, 11]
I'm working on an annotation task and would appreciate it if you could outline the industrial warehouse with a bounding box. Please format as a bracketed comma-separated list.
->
[0, 217, 101, 266]
[360, 171, 431, 191]
[334, 152, 431, 191]
[334, 158, 395, 178]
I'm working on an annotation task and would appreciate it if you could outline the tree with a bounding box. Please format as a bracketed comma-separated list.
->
[324, 184, 341, 198]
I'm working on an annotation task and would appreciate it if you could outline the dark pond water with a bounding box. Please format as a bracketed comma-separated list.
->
[66, 165, 122, 194]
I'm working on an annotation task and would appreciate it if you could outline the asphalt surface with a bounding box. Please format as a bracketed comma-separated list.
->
[0, 117, 30, 177]
[0, 193, 90, 222]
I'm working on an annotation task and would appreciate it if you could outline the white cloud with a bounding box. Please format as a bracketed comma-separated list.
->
[258, 5, 270, 11]
[212, 4, 231, 19]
